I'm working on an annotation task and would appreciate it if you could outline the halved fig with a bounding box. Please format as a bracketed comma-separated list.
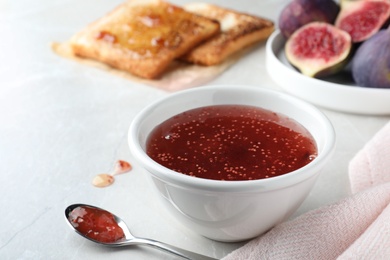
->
[279, 0, 340, 38]
[285, 22, 352, 78]
[335, 0, 390, 43]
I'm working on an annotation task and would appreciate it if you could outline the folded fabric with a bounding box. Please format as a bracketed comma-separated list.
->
[349, 121, 390, 194]
[223, 121, 390, 260]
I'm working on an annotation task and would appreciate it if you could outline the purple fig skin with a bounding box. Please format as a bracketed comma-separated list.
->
[352, 28, 390, 88]
[279, 0, 340, 38]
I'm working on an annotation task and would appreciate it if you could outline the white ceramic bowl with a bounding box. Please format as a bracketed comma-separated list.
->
[128, 85, 335, 242]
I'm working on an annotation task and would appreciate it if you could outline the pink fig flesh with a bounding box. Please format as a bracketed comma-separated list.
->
[285, 22, 352, 77]
[335, 0, 390, 42]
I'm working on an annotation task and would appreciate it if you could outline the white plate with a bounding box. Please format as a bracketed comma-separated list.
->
[265, 30, 390, 115]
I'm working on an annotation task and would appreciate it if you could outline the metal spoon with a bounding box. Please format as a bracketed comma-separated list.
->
[65, 204, 218, 260]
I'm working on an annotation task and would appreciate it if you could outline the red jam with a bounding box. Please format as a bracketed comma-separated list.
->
[68, 206, 125, 243]
[113, 160, 132, 175]
[146, 105, 318, 181]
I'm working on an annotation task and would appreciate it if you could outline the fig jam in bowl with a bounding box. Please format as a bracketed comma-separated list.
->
[128, 85, 335, 242]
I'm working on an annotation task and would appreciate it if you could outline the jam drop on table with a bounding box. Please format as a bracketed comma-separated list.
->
[68, 205, 125, 243]
[146, 105, 318, 181]
[113, 160, 132, 175]
[92, 160, 132, 188]
[92, 173, 114, 188]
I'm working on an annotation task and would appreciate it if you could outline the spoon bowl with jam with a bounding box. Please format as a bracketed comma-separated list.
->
[65, 204, 217, 260]
[128, 85, 335, 242]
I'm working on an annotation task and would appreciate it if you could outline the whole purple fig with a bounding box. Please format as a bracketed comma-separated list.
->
[352, 27, 390, 88]
[279, 0, 340, 38]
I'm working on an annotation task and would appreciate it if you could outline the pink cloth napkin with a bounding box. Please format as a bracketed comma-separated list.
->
[223, 121, 390, 260]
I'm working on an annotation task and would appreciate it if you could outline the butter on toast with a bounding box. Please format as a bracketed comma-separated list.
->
[181, 3, 274, 66]
[69, 0, 220, 79]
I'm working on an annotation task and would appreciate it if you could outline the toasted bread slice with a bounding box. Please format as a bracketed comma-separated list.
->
[181, 3, 274, 66]
[69, 0, 220, 79]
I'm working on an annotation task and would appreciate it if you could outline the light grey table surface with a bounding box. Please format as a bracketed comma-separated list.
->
[1, 0, 389, 259]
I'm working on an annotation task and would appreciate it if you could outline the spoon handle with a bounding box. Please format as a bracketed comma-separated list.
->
[130, 237, 218, 260]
